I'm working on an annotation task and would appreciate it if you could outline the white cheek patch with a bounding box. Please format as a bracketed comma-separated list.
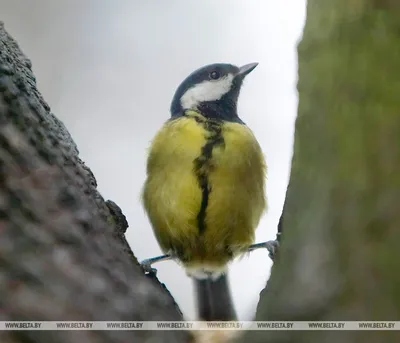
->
[180, 74, 234, 110]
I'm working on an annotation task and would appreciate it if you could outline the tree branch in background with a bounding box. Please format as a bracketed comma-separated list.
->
[241, 0, 400, 342]
[0, 22, 190, 343]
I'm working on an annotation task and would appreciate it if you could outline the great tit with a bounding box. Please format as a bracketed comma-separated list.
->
[141, 62, 268, 320]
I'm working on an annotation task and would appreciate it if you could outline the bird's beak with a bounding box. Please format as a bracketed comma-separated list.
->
[237, 62, 259, 77]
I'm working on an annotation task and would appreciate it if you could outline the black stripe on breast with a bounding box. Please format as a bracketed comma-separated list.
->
[193, 117, 224, 234]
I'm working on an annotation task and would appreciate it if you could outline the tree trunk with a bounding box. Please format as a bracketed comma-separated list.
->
[242, 0, 400, 342]
[0, 22, 190, 343]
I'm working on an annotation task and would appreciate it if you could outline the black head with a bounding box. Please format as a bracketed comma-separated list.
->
[170, 62, 258, 122]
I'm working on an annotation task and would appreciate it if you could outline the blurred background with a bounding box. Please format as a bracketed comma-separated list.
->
[1, 0, 306, 320]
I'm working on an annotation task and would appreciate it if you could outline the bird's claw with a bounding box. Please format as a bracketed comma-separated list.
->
[140, 254, 172, 276]
[140, 258, 159, 276]
[265, 240, 279, 261]
[141, 263, 158, 276]
[248, 240, 279, 261]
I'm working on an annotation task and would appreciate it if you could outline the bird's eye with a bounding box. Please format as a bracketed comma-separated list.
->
[209, 71, 220, 80]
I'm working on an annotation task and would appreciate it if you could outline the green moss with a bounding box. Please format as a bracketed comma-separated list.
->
[241, 1, 400, 342]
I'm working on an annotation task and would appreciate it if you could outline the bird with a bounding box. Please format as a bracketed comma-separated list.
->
[141, 62, 268, 321]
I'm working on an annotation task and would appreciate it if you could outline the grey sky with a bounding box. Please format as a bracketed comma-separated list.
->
[1, 0, 306, 320]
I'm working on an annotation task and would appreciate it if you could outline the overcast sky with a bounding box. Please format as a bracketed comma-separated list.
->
[1, 0, 306, 320]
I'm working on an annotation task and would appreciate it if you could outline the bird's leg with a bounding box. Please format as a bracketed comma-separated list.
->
[248, 240, 279, 261]
[140, 254, 172, 276]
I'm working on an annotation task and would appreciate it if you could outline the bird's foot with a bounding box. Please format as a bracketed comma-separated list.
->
[140, 254, 172, 276]
[248, 240, 279, 261]
[141, 261, 158, 276]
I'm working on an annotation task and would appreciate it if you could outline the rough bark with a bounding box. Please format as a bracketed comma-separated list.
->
[0, 22, 190, 343]
[241, 0, 400, 342]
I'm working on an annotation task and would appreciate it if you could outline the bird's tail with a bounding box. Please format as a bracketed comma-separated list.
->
[194, 273, 237, 321]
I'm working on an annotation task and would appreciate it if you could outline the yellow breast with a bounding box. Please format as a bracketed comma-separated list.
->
[142, 111, 267, 269]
